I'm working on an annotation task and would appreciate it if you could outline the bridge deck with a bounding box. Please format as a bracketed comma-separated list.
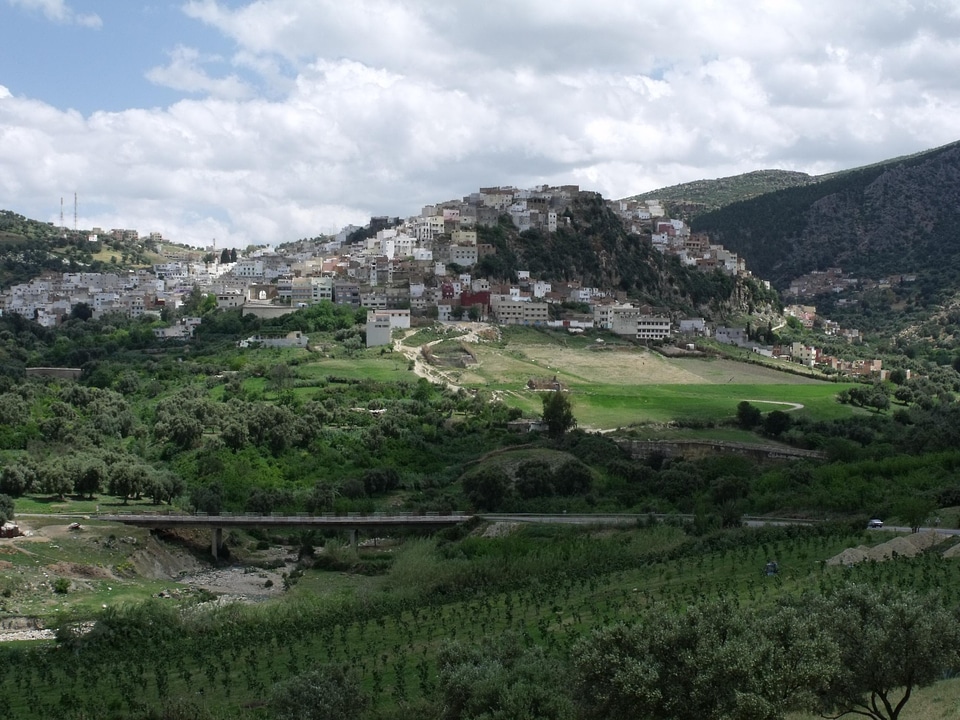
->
[98, 512, 473, 530]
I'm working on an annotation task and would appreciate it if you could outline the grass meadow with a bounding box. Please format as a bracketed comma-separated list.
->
[435, 325, 859, 427]
[567, 381, 858, 428]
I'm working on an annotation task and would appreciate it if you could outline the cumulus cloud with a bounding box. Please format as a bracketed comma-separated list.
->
[7, 0, 101, 28]
[2, 0, 960, 246]
[147, 46, 252, 100]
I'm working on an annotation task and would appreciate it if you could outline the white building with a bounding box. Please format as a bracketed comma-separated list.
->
[367, 309, 410, 330]
[365, 313, 393, 348]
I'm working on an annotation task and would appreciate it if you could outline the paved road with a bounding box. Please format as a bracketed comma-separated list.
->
[96, 512, 472, 531]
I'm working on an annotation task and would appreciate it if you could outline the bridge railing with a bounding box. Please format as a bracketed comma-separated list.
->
[99, 509, 473, 521]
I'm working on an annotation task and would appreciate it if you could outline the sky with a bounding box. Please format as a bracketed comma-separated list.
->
[1, 1, 959, 248]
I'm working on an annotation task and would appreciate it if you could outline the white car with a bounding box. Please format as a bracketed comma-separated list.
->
[867, 518, 883, 529]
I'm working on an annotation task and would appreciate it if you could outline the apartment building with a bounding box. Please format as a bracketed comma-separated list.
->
[492, 298, 549, 325]
[607, 307, 671, 340]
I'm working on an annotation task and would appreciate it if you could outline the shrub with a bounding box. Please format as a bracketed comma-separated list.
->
[0, 493, 13, 523]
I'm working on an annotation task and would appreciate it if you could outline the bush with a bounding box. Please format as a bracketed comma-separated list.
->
[0, 493, 13, 524]
[53, 577, 70, 594]
[269, 664, 368, 720]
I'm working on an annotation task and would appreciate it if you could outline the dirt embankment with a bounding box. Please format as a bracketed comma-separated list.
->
[131, 531, 287, 603]
[129, 534, 204, 579]
[0, 521, 294, 641]
[827, 531, 952, 565]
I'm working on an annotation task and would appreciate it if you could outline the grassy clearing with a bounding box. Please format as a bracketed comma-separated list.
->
[461, 447, 578, 475]
[570, 382, 857, 426]
[11, 494, 163, 516]
[294, 356, 415, 383]
[401, 326, 468, 346]
[0, 519, 179, 618]
[214, 324, 857, 429]
[618, 425, 791, 443]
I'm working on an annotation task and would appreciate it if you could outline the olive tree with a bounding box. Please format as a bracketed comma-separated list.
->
[462, 466, 512, 511]
[0, 463, 34, 497]
[541, 391, 575, 439]
[574, 599, 834, 720]
[0, 493, 14, 524]
[736, 401, 762, 429]
[268, 664, 367, 720]
[438, 634, 575, 720]
[801, 583, 960, 720]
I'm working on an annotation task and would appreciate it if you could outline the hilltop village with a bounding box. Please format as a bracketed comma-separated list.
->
[0, 184, 880, 378]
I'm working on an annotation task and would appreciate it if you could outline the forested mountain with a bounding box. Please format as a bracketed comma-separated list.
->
[688, 141, 960, 291]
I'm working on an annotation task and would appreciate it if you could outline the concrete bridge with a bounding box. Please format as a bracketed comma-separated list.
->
[98, 511, 473, 558]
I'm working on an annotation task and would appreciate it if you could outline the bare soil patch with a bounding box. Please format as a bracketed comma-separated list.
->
[827, 531, 951, 566]
[521, 346, 703, 384]
[510, 347, 826, 386]
[179, 566, 285, 603]
[480, 522, 522, 538]
[46, 562, 115, 580]
[129, 534, 203, 579]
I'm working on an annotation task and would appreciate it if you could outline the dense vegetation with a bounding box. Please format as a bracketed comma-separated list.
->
[691, 141, 960, 290]
[0, 210, 159, 288]
[1, 521, 958, 719]
[3, 302, 960, 525]
[0, 315, 958, 718]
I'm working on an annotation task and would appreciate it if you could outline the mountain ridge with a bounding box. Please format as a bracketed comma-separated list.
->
[687, 140, 960, 291]
[625, 140, 960, 221]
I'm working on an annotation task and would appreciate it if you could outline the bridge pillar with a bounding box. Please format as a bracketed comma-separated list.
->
[211, 527, 222, 559]
[348, 528, 358, 556]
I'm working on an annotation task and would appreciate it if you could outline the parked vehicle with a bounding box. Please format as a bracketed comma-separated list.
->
[867, 518, 883, 529]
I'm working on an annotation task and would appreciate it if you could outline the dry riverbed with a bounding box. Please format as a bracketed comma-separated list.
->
[0, 518, 303, 641]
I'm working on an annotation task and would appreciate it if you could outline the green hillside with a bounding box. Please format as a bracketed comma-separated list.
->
[689, 140, 960, 290]
[477, 193, 777, 319]
[0, 303, 958, 718]
[626, 168, 815, 218]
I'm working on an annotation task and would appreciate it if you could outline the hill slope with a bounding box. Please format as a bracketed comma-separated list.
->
[627, 169, 815, 218]
[477, 192, 776, 319]
[688, 141, 960, 290]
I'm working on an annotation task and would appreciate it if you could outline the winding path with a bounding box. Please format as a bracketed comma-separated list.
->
[742, 399, 805, 412]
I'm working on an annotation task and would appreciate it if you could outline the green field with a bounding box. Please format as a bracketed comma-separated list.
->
[294, 355, 415, 382]
[366, 324, 856, 427]
[567, 381, 858, 428]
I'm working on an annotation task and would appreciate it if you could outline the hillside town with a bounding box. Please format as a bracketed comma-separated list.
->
[786, 267, 918, 299]
[0, 184, 882, 378]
